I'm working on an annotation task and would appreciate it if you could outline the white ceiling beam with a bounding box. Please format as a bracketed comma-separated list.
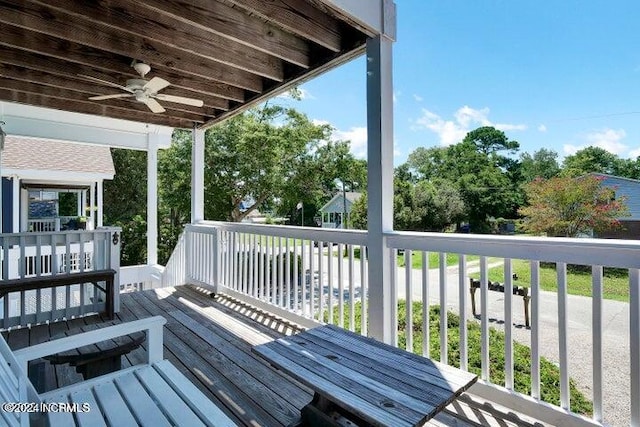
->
[0, 102, 173, 150]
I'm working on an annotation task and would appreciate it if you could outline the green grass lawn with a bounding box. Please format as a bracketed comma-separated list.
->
[397, 251, 480, 269]
[327, 301, 593, 416]
[470, 259, 630, 302]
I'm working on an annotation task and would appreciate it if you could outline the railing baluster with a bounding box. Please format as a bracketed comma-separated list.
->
[360, 244, 367, 336]
[286, 238, 291, 309]
[439, 252, 447, 363]
[422, 251, 429, 358]
[293, 239, 299, 312]
[309, 239, 315, 318]
[248, 234, 254, 297]
[327, 243, 334, 325]
[301, 239, 307, 315]
[629, 268, 639, 427]
[504, 258, 513, 390]
[480, 255, 489, 381]
[405, 249, 413, 352]
[391, 248, 398, 348]
[557, 262, 570, 410]
[348, 245, 355, 332]
[279, 236, 284, 307]
[318, 241, 324, 321]
[592, 265, 603, 423]
[267, 235, 273, 304]
[458, 254, 467, 370]
[231, 233, 238, 291]
[337, 243, 344, 327]
[530, 260, 540, 399]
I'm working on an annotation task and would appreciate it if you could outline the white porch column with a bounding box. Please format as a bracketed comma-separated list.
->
[191, 128, 205, 223]
[11, 176, 19, 232]
[97, 180, 103, 228]
[366, 34, 395, 344]
[80, 191, 86, 216]
[20, 188, 28, 232]
[147, 138, 158, 266]
[89, 182, 96, 230]
[77, 191, 82, 216]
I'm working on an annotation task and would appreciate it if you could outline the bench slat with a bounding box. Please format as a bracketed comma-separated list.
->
[135, 363, 207, 427]
[69, 388, 107, 427]
[154, 359, 237, 427]
[93, 381, 138, 427]
[114, 371, 172, 427]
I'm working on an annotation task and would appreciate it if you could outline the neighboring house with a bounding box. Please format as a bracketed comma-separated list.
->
[319, 192, 362, 229]
[590, 173, 640, 239]
[1, 135, 115, 233]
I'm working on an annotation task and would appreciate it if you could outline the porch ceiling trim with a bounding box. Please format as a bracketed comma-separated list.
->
[1, 101, 173, 150]
[4, 168, 113, 183]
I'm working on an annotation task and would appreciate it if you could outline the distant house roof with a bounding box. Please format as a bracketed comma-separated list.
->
[2, 135, 115, 177]
[320, 192, 363, 213]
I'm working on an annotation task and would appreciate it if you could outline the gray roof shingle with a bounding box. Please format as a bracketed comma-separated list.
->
[2, 136, 115, 175]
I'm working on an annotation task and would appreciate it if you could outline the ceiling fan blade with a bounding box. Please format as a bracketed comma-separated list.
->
[144, 77, 170, 93]
[155, 93, 204, 107]
[78, 74, 133, 93]
[142, 98, 166, 113]
[89, 93, 134, 101]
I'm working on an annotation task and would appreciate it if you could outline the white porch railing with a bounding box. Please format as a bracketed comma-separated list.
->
[0, 228, 121, 328]
[161, 222, 640, 426]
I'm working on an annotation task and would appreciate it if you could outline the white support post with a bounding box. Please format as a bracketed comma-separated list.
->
[97, 180, 104, 228]
[147, 137, 158, 266]
[20, 188, 28, 232]
[191, 128, 205, 224]
[366, 34, 395, 344]
[11, 177, 19, 233]
[80, 190, 86, 217]
[76, 191, 82, 216]
[89, 182, 96, 231]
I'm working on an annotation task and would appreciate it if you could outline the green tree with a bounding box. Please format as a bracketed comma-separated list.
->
[103, 148, 148, 265]
[519, 175, 629, 237]
[205, 105, 331, 222]
[406, 127, 521, 231]
[562, 146, 621, 177]
[520, 148, 561, 181]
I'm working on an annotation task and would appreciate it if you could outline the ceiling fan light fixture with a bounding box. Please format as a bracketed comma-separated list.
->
[133, 62, 151, 78]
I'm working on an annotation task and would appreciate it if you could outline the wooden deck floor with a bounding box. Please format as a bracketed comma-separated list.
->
[2, 285, 548, 427]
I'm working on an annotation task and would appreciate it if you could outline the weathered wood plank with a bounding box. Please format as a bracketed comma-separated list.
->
[0, 88, 194, 129]
[130, 290, 299, 426]
[0, 18, 261, 93]
[39, 0, 285, 81]
[140, 0, 310, 67]
[123, 292, 288, 426]
[28, 321, 57, 393]
[225, 0, 342, 52]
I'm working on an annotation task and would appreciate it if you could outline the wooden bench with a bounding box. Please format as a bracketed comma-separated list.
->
[254, 324, 478, 427]
[1, 316, 236, 427]
[0, 269, 117, 326]
[469, 278, 531, 328]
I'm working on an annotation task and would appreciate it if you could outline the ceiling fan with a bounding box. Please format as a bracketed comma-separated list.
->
[80, 62, 204, 113]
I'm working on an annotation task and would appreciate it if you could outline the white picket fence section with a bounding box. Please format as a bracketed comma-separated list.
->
[160, 222, 640, 426]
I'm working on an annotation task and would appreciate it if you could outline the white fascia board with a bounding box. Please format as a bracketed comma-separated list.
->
[0, 102, 173, 150]
[320, 0, 396, 40]
[2, 168, 113, 183]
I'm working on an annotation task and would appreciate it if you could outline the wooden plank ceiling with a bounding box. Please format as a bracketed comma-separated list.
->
[0, 0, 369, 129]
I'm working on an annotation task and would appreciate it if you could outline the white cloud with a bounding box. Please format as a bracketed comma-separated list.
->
[629, 147, 640, 158]
[413, 94, 423, 102]
[334, 126, 368, 158]
[413, 105, 527, 146]
[586, 128, 627, 155]
[538, 124, 547, 132]
[563, 128, 628, 156]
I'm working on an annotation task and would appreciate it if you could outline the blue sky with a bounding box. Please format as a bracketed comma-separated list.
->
[283, 1, 640, 165]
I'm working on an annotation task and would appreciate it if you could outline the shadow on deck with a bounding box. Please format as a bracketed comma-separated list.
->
[2, 286, 548, 426]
